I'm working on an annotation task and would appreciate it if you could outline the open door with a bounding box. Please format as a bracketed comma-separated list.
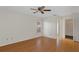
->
[65, 19, 73, 40]
[56, 16, 74, 51]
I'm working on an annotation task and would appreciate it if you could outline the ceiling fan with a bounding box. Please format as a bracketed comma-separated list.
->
[31, 6, 51, 14]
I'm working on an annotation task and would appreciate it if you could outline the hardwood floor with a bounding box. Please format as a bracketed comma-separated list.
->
[0, 37, 79, 52]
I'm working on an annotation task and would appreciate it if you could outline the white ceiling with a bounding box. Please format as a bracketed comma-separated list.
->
[0, 6, 79, 17]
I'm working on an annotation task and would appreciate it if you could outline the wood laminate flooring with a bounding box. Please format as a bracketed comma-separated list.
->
[0, 37, 79, 52]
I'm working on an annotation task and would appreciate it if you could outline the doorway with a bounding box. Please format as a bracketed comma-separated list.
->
[65, 19, 73, 40]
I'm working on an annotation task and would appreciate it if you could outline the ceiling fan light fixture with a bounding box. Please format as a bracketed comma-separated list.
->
[31, 6, 51, 14]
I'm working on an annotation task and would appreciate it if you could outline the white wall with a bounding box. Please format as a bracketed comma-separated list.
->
[0, 8, 74, 46]
[58, 17, 65, 39]
[0, 10, 42, 46]
[43, 16, 57, 39]
[73, 13, 79, 41]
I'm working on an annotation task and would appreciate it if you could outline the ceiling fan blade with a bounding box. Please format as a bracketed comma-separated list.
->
[31, 8, 37, 10]
[33, 10, 38, 14]
[40, 6, 45, 9]
[40, 11, 44, 14]
[43, 9, 51, 11]
[38, 6, 45, 10]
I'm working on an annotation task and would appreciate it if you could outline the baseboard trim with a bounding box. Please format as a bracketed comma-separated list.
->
[0, 36, 42, 47]
[43, 36, 56, 40]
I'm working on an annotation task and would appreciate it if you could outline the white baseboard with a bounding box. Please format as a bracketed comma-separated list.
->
[0, 35, 41, 47]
